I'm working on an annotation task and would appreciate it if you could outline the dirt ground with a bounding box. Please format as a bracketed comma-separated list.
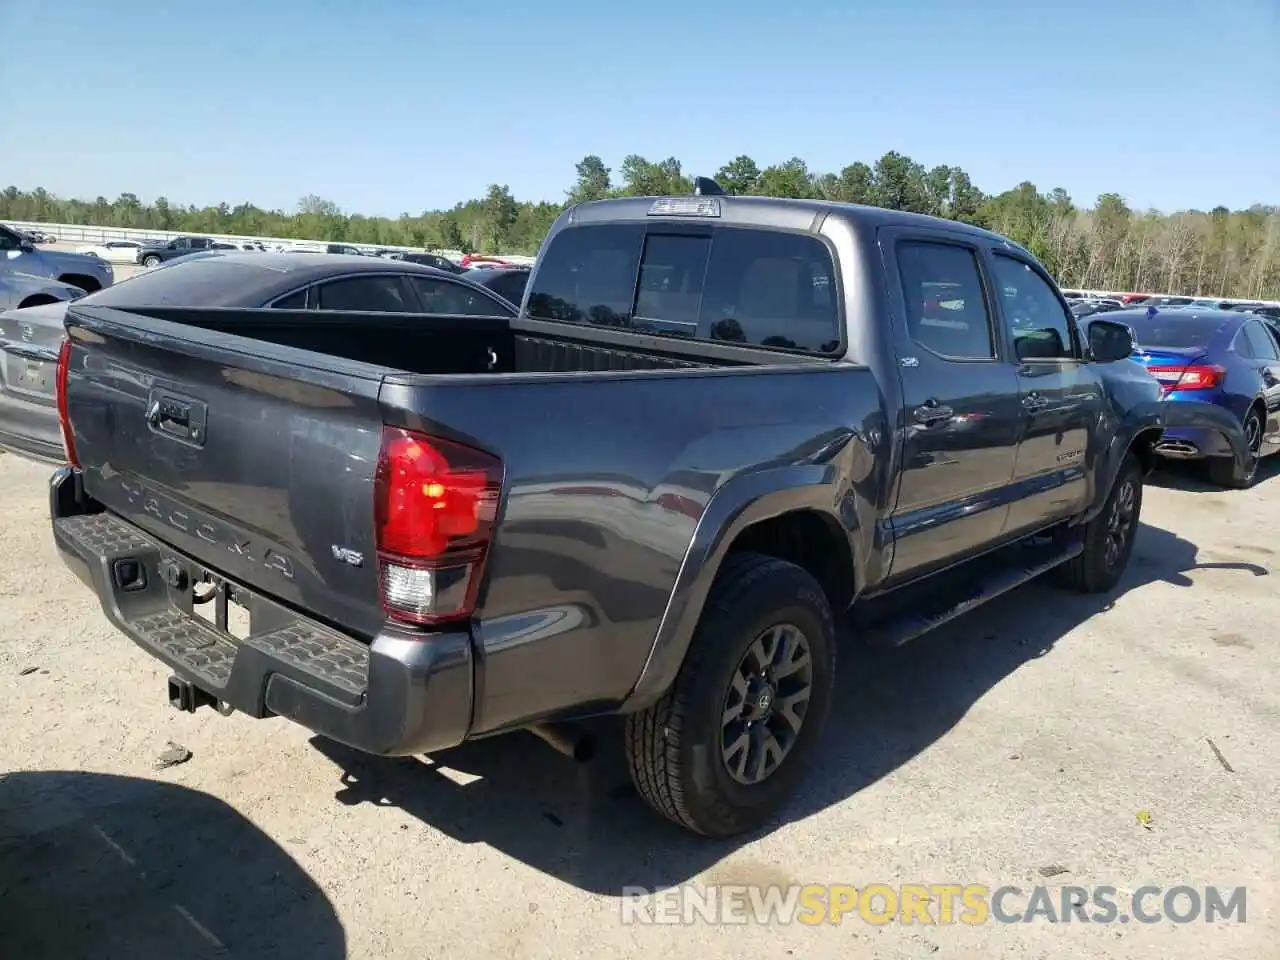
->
[0, 448, 1276, 959]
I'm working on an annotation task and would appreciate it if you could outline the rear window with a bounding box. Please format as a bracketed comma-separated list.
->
[526, 224, 841, 355]
[80, 258, 278, 307]
[1127, 314, 1230, 349]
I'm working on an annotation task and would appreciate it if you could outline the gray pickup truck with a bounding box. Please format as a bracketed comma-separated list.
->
[48, 186, 1250, 836]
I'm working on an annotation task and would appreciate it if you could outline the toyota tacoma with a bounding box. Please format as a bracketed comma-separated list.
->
[47, 184, 1250, 836]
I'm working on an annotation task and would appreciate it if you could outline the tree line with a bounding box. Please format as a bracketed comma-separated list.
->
[3, 151, 1277, 298]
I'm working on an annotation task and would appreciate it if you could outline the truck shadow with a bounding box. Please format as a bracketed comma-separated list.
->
[309, 520, 1269, 899]
[0, 770, 344, 960]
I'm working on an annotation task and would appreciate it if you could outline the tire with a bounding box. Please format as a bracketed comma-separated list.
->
[624, 552, 836, 837]
[1057, 453, 1143, 594]
[1206, 407, 1263, 489]
[142, 255, 162, 268]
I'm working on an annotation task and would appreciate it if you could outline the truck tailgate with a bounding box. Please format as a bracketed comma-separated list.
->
[62, 305, 389, 638]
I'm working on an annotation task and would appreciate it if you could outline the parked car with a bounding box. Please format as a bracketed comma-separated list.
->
[52, 187, 1255, 839]
[76, 240, 154, 264]
[0, 253, 515, 463]
[1070, 298, 1123, 319]
[463, 265, 530, 308]
[459, 253, 535, 268]
[1232, 303, 1280, 321]
[139, 236, 216, 267]
[0, 270, 85, 312]
[0, 223, 114, 292]
[393, 252, 466, 273]
[0, 280, 85, 459]
[1123, 307, 1280, 487]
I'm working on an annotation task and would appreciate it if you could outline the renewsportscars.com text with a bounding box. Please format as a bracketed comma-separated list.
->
[620, 883, 1248, 926]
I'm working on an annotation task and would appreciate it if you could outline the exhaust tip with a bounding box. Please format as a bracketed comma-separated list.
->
[528, 722, 596, 763]
[571, 734, 597, 764]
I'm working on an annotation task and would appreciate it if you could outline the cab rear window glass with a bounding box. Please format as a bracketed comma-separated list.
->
[526, 224, 841, 355]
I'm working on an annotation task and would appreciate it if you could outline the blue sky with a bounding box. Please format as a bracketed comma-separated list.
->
[2, 0, 1276, 216]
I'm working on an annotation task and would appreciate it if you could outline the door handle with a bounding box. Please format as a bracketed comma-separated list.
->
[912, 400, 955, 425]
[1022, 392, 1050, 410]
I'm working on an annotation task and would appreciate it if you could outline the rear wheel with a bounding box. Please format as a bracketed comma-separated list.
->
[624, 552, 835, 837]
[142, 255, 162, 268]
[1057, 453, 1143, 594]
[1207, 407, 1263, 489]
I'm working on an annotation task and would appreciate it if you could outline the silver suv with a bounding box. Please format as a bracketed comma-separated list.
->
[0, 224, 114, 293]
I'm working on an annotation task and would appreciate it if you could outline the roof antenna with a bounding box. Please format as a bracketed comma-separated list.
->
[692, 176, 726, 197]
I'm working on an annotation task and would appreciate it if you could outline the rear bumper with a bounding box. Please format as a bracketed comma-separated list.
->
[1152, 426, 1234, 460]
[50, 466, 473, 757]
[1154, 399, 1249, 465]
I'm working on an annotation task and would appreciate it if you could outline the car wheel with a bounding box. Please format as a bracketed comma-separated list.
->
[142, 255, 162, 268]
[624, 552, 835, 837]
[1057, 453, 1143, 594]
[1207, 407, 1263, 489]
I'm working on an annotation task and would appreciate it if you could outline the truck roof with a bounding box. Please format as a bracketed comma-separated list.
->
[561, 195, 1017, 249]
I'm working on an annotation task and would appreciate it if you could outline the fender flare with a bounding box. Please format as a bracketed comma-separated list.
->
[1079, 402, 1164, 523]
[619, 464, 852, 712]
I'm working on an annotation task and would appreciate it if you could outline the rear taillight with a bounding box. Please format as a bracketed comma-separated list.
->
[55, 337, 79, 467]
[1150, 363, 1224, 392]
[374, 426, 503, 626]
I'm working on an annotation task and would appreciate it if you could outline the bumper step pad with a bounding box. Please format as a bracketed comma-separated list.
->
[55, 512, 370, 705]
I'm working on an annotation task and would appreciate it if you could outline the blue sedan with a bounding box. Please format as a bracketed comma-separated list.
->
[1119, 307, 1280, 488]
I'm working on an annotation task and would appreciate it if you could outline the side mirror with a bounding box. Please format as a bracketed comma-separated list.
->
[1087, 319, 1135, 362]
[18, 240, 35, 253]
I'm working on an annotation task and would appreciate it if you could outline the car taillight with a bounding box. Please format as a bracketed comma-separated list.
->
[374, 426, 503, 626]
[55, 337, 79, 467]
[1149, 363, 1224, 392]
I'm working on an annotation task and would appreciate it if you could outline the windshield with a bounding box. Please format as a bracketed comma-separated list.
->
[1126, 313, 1231, 349]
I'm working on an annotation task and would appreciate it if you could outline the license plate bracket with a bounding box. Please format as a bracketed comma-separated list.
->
[189, 571, 252, 640]
[3, 354, 53, 398]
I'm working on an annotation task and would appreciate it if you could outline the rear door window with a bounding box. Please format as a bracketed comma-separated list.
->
[525, 224, 841, 354]
[314, 275, 412, 312]
[1238, 321, 1280, 360]
[896, 241, 995, 360]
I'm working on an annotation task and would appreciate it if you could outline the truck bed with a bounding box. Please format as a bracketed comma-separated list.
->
[109, 305, 832, 376]
[59, 302, 863, 701]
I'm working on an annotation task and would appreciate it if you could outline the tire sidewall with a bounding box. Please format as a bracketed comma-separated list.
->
[1092, 457, 1143, 586]
[1242, 408, 1264, 481]
[679, 568, 835, 834]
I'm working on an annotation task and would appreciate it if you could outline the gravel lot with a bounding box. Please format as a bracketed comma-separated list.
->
[0, 446, 1277, 958]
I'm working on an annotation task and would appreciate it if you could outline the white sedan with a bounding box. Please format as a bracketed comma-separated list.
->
[74, 240, 155, 264]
